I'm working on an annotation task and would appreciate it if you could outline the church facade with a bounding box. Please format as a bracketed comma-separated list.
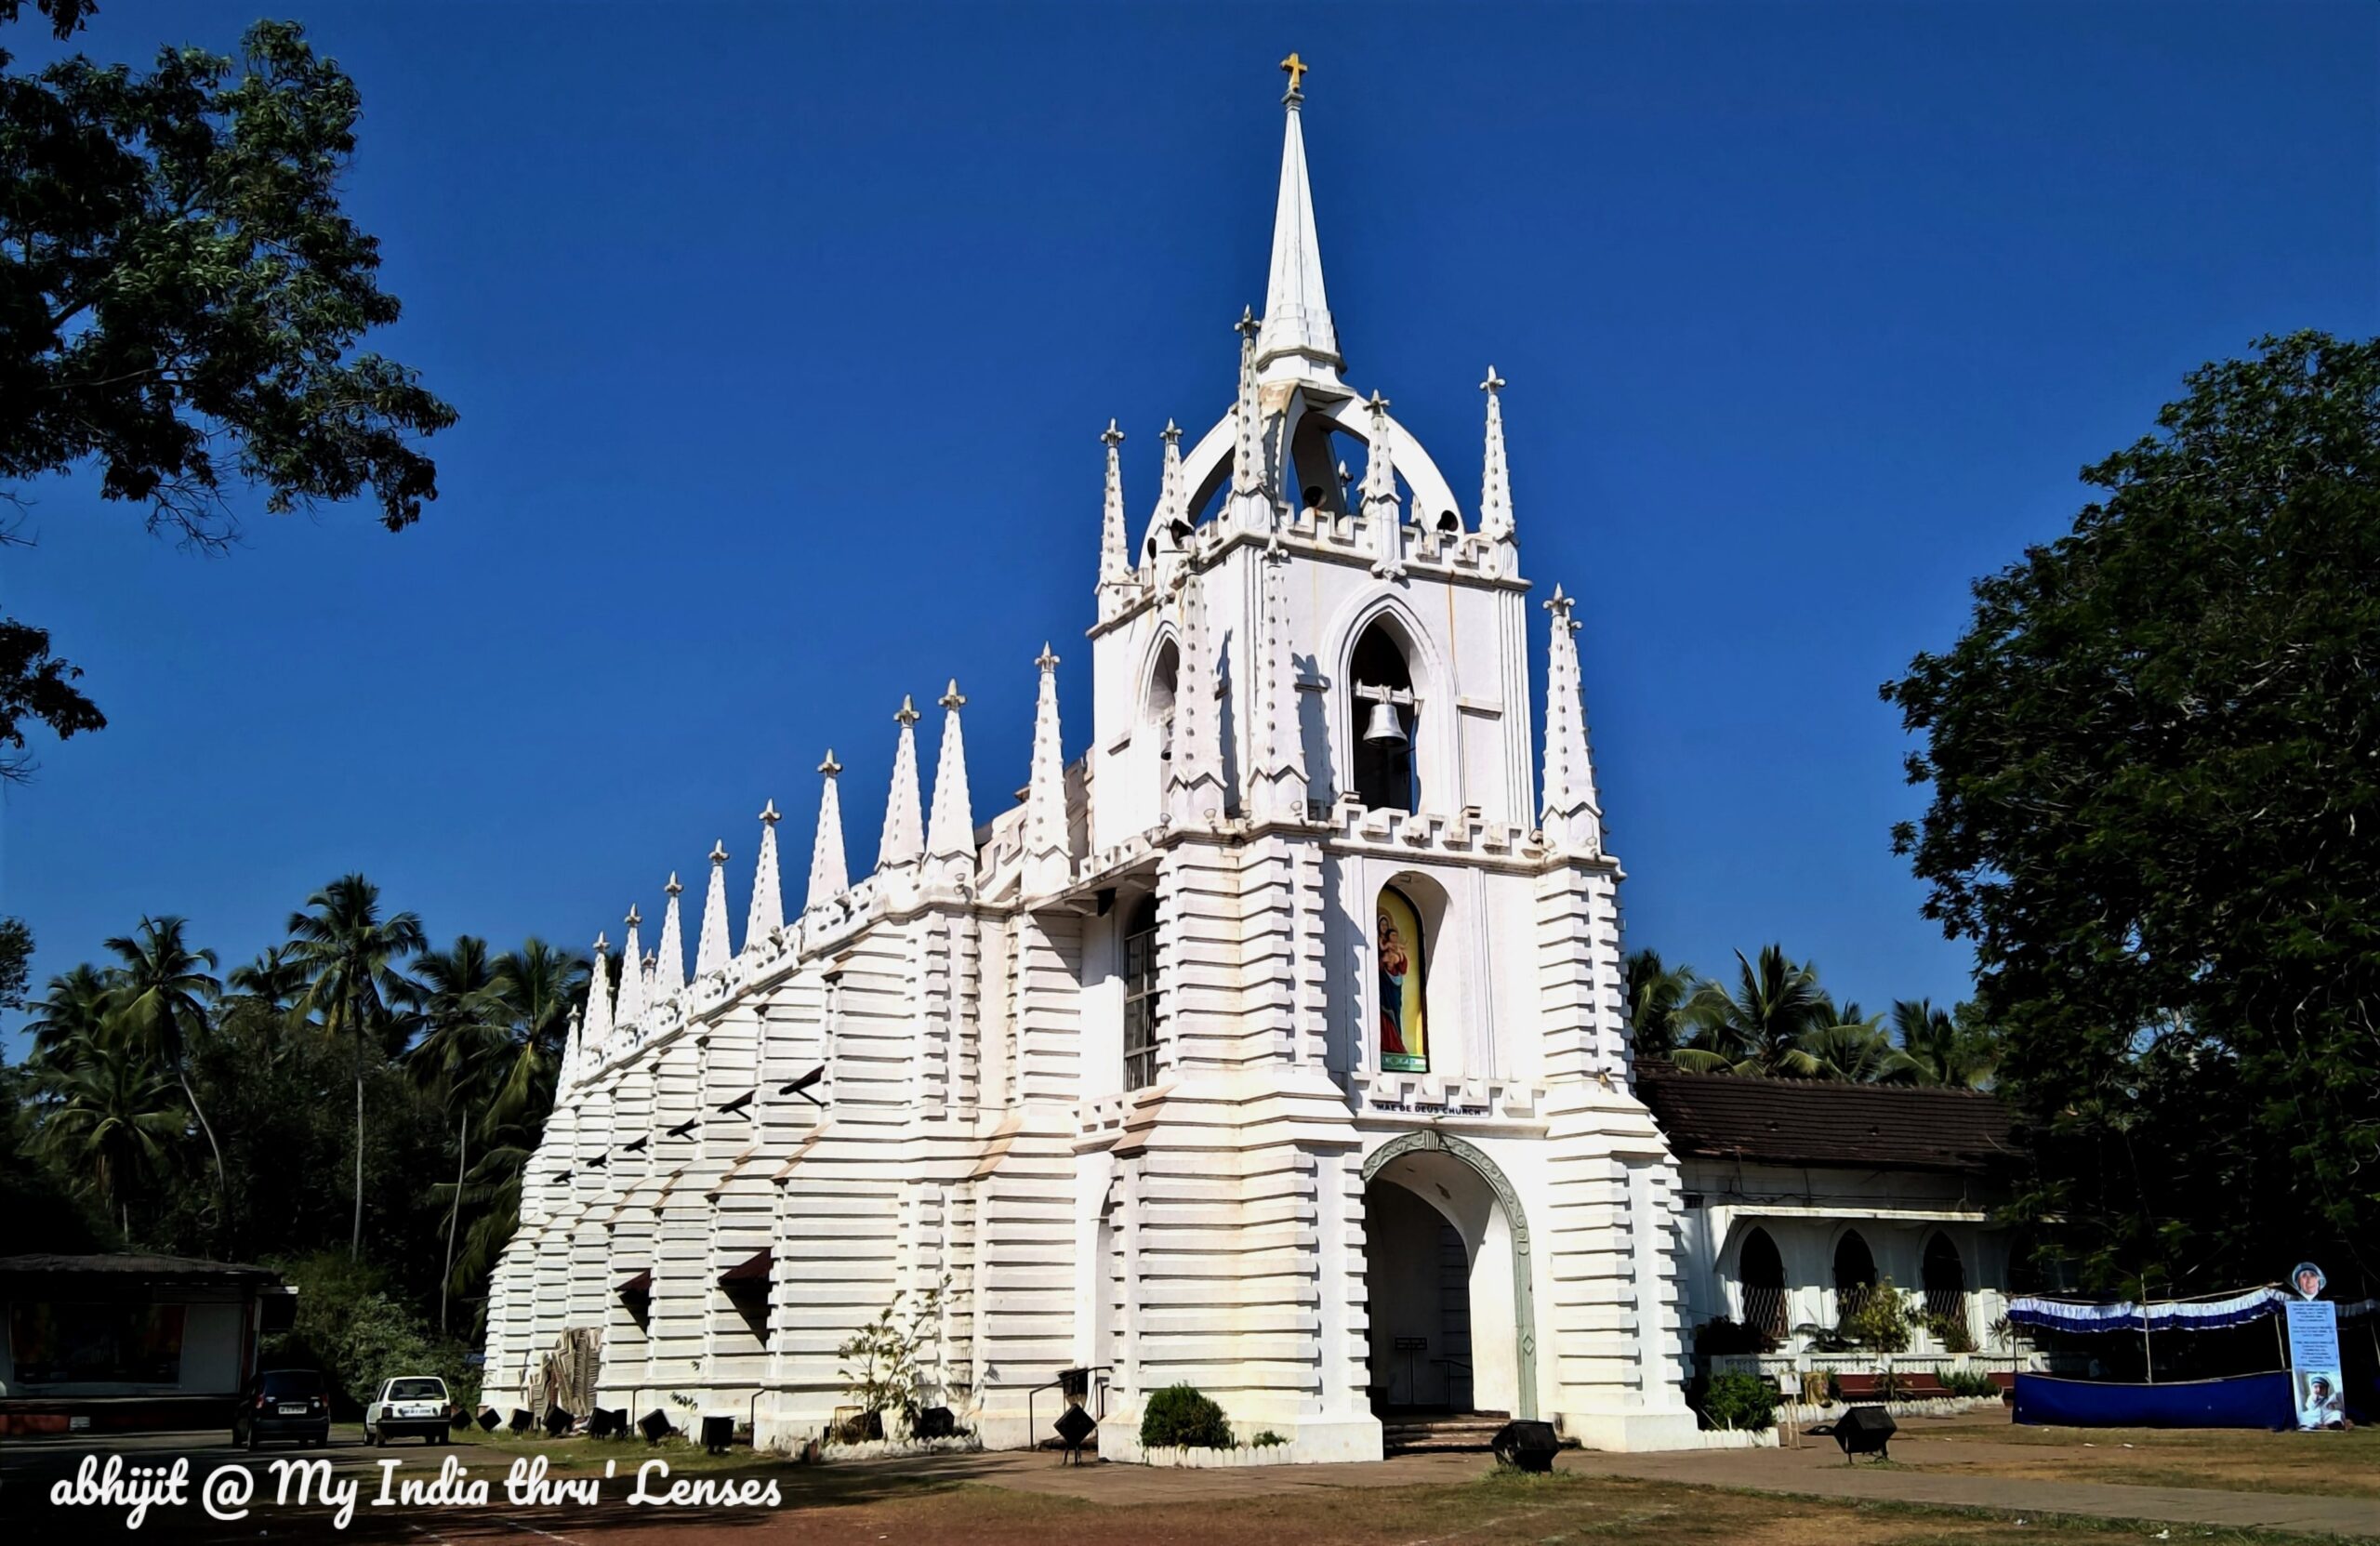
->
[483, 68, 1707, 1460]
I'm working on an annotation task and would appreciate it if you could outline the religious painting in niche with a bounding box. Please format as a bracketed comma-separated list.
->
[1376, 885, 1428, 1073]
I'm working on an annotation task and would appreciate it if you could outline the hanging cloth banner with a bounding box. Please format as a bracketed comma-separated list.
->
[2007, 1287, 2286, 1334]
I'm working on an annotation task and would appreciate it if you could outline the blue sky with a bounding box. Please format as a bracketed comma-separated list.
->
[6, 2, 2374, 1050]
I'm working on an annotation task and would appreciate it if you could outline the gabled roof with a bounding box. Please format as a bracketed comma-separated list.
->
[1633, 1064, 2018, 1174]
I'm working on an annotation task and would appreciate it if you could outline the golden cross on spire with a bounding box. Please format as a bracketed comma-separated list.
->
[1280, 51, 1308, 99]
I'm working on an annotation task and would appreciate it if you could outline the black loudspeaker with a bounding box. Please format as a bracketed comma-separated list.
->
[700, 1415, 734, 1455]
[602, 1407, 628, 1438]
[1058, 1367, 1091, 1401]
[1051, 1402, 1097, 1464]
[543, 1405, 574, 1437]
[1489, 1420, 1561, 1473]
[1833, 1404, 1896, 1460]
[639, 1409, 673, 1444]
[508, 1408, 534, 1434]
[476, 1408, 502, 1433]
[586, 1409, 617, 1439]
[913, 1406, 956, 1440]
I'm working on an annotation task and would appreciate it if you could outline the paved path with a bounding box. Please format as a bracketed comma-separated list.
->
[869, 1443, 2380, 1538]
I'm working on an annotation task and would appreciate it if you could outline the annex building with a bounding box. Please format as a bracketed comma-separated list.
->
[483, 63, 2014, 1460]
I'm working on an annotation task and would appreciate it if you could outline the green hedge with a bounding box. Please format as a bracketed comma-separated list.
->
[1139, 1383, 1234, 1448]
[1699, 1371, 1778, 1431]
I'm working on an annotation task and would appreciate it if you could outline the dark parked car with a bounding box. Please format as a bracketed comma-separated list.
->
[232, 1368, 331, 1450]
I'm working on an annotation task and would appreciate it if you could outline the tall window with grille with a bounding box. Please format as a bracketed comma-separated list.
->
[1121, 895, 1160, 1090]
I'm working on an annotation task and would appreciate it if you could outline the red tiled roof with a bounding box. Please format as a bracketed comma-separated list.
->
[1634, 1064, 2017, 1173]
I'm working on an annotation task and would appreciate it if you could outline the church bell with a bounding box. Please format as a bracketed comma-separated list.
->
[1362, 700, 1408, 745]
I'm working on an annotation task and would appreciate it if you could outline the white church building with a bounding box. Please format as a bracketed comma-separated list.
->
[483, 62, 2007, 1461]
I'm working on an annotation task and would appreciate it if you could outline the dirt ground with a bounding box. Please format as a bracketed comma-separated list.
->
[1864, 1409, 2380, 1500]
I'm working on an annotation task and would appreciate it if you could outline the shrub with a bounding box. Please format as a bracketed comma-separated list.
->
[1699, 1371, 1778, 1432]
[1250, 1430, 1287, 1448]
[1140, 1383, 1234, 1448]
[1843, 1276, 1914, 1353]
[1693, 1316, 1776, 1356]
[1925, 1312, 1978, 1354]
[1942, 1368, 2002, 1399]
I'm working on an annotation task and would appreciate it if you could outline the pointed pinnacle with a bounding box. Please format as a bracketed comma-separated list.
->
[593, 932, 608, 954]
[1036, 642, 1061, 672]
[1102, 418, 1125, 449]
[625, 905, 641, 928]
[1367, 389, 1392, 415]
[939, 679, 966, 711]
[759, 798, 782, 824]
[817, 748, 840, 776]
[1482, 365, 1505, 393]
[894, 694, 920, 727]
[1162, 418, 1182, 443]
[708, 840, 729, 866]
[664, 872, 682, 897]
[1236, 305, 1260, 338]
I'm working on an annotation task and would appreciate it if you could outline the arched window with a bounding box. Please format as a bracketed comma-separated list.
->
[1739, 1227, 1787, 1343]
[1121, 895, 1160, 1090]
[1351, 623, 1417, 813]
[1923, 1232, 1966, 1324]
[1146, 642, 1179, 773]
[1376, 885, 1428, 1073]
[1833, 1230, 1877, 1325]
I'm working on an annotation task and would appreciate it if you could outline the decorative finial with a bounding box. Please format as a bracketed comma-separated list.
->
[593, 931, 608, 954]
[1236, 305, 1260, 339]
[939, 679, 966, 711]
[1367, 389, 1392, 415]
[1280, 50, 1308, 101]
[708, 839, 729, 866]
[1162, 417, 1181, 444]
[759, 798, 782, 825]
[817, 749, 840, 776]
[624, 905, 641, 929]
[1036, 641, 1061, 673]
[894, 694, 919, 727]
[1102, 418, 1124, 450]
[664, 871, 682, 897]
[1545, 583, 1578, 629]
[1482, 365, 1506, 393]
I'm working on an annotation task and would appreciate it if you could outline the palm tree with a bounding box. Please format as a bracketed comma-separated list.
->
[1799, 998, 1921, 1083]
[404, 936, 509, 1103]
[1675, 945, 1828, 1077]
[35, 1026, 186, 1237]
[1621, 948, 1700, 1061]
[105, 918, 226, 1230]
[1894, 998, 1997, 1089]
[286, 874, 426, 1258]
[24, 965, 120, 1073]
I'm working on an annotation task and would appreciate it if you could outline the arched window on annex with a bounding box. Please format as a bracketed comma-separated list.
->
[1737, 1226, 1788, 1346]
[1923, 1230, 1968, 1340]
[1832, 1229, 1878, 1329]
[1350, 621, 1419, 813]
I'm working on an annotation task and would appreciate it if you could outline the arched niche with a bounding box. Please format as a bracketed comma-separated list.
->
[1832, 1228, 1878, 1327]
[1923, 1231, 1967, 1328]
[1362, 1130, 1536, 1419]
[1329, 595, 1454, 816]
[1736, 1225, 1787, 1343]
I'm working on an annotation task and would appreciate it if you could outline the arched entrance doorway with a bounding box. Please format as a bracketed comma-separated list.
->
[1361, 1131, 1536, 1420]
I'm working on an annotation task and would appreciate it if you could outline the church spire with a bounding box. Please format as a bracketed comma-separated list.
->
[1479, 366, 1514, 543]
[1023, 644, 1073, 893]
[1540, 585, 1605, 855]
[807, 753, 849, 909]
[1140, 418, 1185, 573]
[747, 799, 784, 942]
[879, 696, 924, 873]
[1096, 420, 1132, 615]
[1167, 574, 1227, 826]
[925, 681, 975, 874]
[1362, 390, 1406, 579]
[1255, 53, 1341, 386]
[583, 930, 613, 1051]
[695, 840, 732, 977]
[654, 872, 686, 997]
[559, 1005, 583, 1091]
[615, 906, 646, 1028]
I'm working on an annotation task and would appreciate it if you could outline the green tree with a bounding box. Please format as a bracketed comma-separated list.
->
[1674, 945, 1828, 1077]
[34, 1023, 184, 1236]
[23, 960, 116, 1069]
[1799, 998, 1919, 1084]
[1621, 947, 1699, 1061]
[0, 6, 455, 773]
[286, 873, 424, 1259]
[1892, 998, 1996, 1090]
[1883, 331, 2380, 1291]
[104, 916, 224, 1233]
[0, 913, 34, 1008]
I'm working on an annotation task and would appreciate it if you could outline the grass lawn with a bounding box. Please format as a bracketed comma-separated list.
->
[1884, 1419, 2380, 1501]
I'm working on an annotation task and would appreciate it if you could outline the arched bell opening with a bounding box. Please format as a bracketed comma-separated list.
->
[1361, 1133, 1536, 1422]
[1350, 622, 1418, 813]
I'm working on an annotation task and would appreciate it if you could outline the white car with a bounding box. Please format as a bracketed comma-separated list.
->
[364, 1376, 452, 1446]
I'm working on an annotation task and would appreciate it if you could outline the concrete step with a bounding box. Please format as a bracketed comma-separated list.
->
[1382, 1412, 1513, 1452]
